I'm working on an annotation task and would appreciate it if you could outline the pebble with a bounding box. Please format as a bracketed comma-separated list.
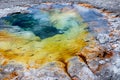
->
[97, 34, 109, 44]
[99, 60, 106, 64]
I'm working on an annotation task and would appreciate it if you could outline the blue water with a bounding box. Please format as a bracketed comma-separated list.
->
[0, 3, 109, 39]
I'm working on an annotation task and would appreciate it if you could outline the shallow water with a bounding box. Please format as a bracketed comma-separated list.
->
[0, 4, 108, 66]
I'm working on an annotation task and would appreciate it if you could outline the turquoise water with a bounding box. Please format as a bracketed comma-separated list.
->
[1, 12, 62, 39]
[0, 3, 110, 65]
[0, 4, 109, 39]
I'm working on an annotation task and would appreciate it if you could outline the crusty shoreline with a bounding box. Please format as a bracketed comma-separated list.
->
[0, 0, 120, 15]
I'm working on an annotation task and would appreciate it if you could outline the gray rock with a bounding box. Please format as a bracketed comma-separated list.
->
[67, 57, 96, 80]
[20, 62, 71, 80]
[36, 63, 71, 80]
[97, 34, 109, 44]
[111, 73, 120, 80]
[96, 68, 113, 80]
[2, 65, 15, 74]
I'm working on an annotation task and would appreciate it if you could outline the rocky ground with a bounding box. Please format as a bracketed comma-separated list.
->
[0, 1, 120, 80]
[0, 0, 120, 15]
